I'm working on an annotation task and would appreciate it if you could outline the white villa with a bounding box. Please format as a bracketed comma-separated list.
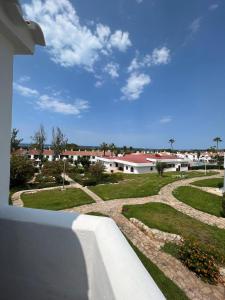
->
[17, 148, 111, 163]
[97, 153, 189, 174]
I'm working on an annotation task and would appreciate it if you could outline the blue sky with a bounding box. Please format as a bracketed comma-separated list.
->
[13, 0, 225, 149]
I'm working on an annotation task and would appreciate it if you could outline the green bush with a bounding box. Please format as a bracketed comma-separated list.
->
[35, 174, 55, 183]
[190, 165, 223, 170]
[179, 240, 221, 284]
[218, 182, 224, 189]
[42, 161, 64, 177]
[222, 194, 225, 217]
[10, 155, 35, 187]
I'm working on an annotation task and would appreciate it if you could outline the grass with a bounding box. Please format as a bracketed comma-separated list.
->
[86, 211, 109, 217]
[192, 178, 223, 188]
[22, 188, 94, 210]
[128, 239, 189, 300]
[90, 171, 217, 200]
[122, 202, 225, 261]
[173, 186, 223, 217]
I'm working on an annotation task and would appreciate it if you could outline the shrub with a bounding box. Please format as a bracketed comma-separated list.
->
[179, 240, 221, 284]
[222, 194, 225, 217]
[42, 161, 64, 177]
[10, 155, 35, 187]
[218, 182, 224, 189]
[190, 165, 223, 170]
[35, 174, 55, 183]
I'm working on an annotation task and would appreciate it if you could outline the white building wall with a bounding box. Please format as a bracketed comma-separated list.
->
[0, 34, 14, 205]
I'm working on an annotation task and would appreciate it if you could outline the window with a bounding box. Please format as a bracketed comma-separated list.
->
[131, 167, 134, 172]
[126, 166, 128, 170]
[181, 164, 188, 167]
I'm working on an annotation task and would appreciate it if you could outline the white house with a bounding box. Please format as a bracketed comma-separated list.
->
[0, 2, 164, 299]
[97, 153, 189, 174]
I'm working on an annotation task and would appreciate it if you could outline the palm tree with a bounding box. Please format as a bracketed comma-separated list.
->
[109, 143, 116, 156]
[168, 138, 175, 150]
[100, 142, 108, 156]
[213, 137, 222, 151]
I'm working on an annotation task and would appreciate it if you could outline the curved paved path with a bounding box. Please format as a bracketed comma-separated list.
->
[64, 171, 225, 300]
[12, 171, 225, 299]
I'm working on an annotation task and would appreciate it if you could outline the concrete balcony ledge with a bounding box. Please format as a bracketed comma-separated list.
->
[0, 206, 164, 300]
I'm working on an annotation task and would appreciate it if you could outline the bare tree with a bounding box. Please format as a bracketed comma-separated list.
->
[31, 124, 46, 160]
[52, 127, 68, 160]
[11, 128, 23, 152]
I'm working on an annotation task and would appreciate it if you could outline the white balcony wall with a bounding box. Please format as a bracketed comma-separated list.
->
[0, 206, 165, 300]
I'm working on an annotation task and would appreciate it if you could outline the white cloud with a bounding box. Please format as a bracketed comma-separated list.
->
[18, 75, 31, 83]
[128, 47, 170, 72]
[151, 47, 170, 65]
[121, 72, 151, 101]
[209, 4, 219, 10]
[13, 82, 89, 116]
[23, 0, 131, 70]
[189, 18, 201, 34]
[95, 80, 104, 88]
[160, 116, 172, 124]
[109, 30, 132, 52]
[13, 82, 39, 97]
[104, 62, 119, 78]
[37, 95, 89, 115]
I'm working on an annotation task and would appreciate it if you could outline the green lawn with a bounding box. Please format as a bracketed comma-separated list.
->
[122, 202, 225, 260]
[173, 186, 223, 217]
[192, 178, 223, 188]
[22, 188, 94, 210]
[86, 211, 109, 217]
[128, 239, 188, 300]
[90, 171, 217, 200]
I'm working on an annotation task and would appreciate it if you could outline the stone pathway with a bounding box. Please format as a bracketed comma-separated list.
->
[64, 171, 225, 299]
[12, 171, 225, 299]
[189, 184, 223, 196]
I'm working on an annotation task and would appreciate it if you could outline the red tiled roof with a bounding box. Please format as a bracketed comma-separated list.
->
[102, 153, 178, 164]
[62, 150, 112, 157]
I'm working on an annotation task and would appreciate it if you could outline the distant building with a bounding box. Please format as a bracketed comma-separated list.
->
[97, 153, 189, 174]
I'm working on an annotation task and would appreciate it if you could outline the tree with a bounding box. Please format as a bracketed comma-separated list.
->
[89, 162, 105, 179]
[31, 124, 46, 160]
[52, 127, 68, 159]
[123, 145, 128, 154]
[156, 161, 167, 176]
[11, 128, 23, 152]
[109, 143, 116, 156]
[168, 138, 175, 150]
[77, 156, 90, 170]
[10, 155, 35, 187]
[213, 137, 222, 151]
[100, 142, 108, 156]
[66, 143, 79, 151]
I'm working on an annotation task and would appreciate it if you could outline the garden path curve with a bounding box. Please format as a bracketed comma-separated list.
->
[11, 171, 225, 299]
